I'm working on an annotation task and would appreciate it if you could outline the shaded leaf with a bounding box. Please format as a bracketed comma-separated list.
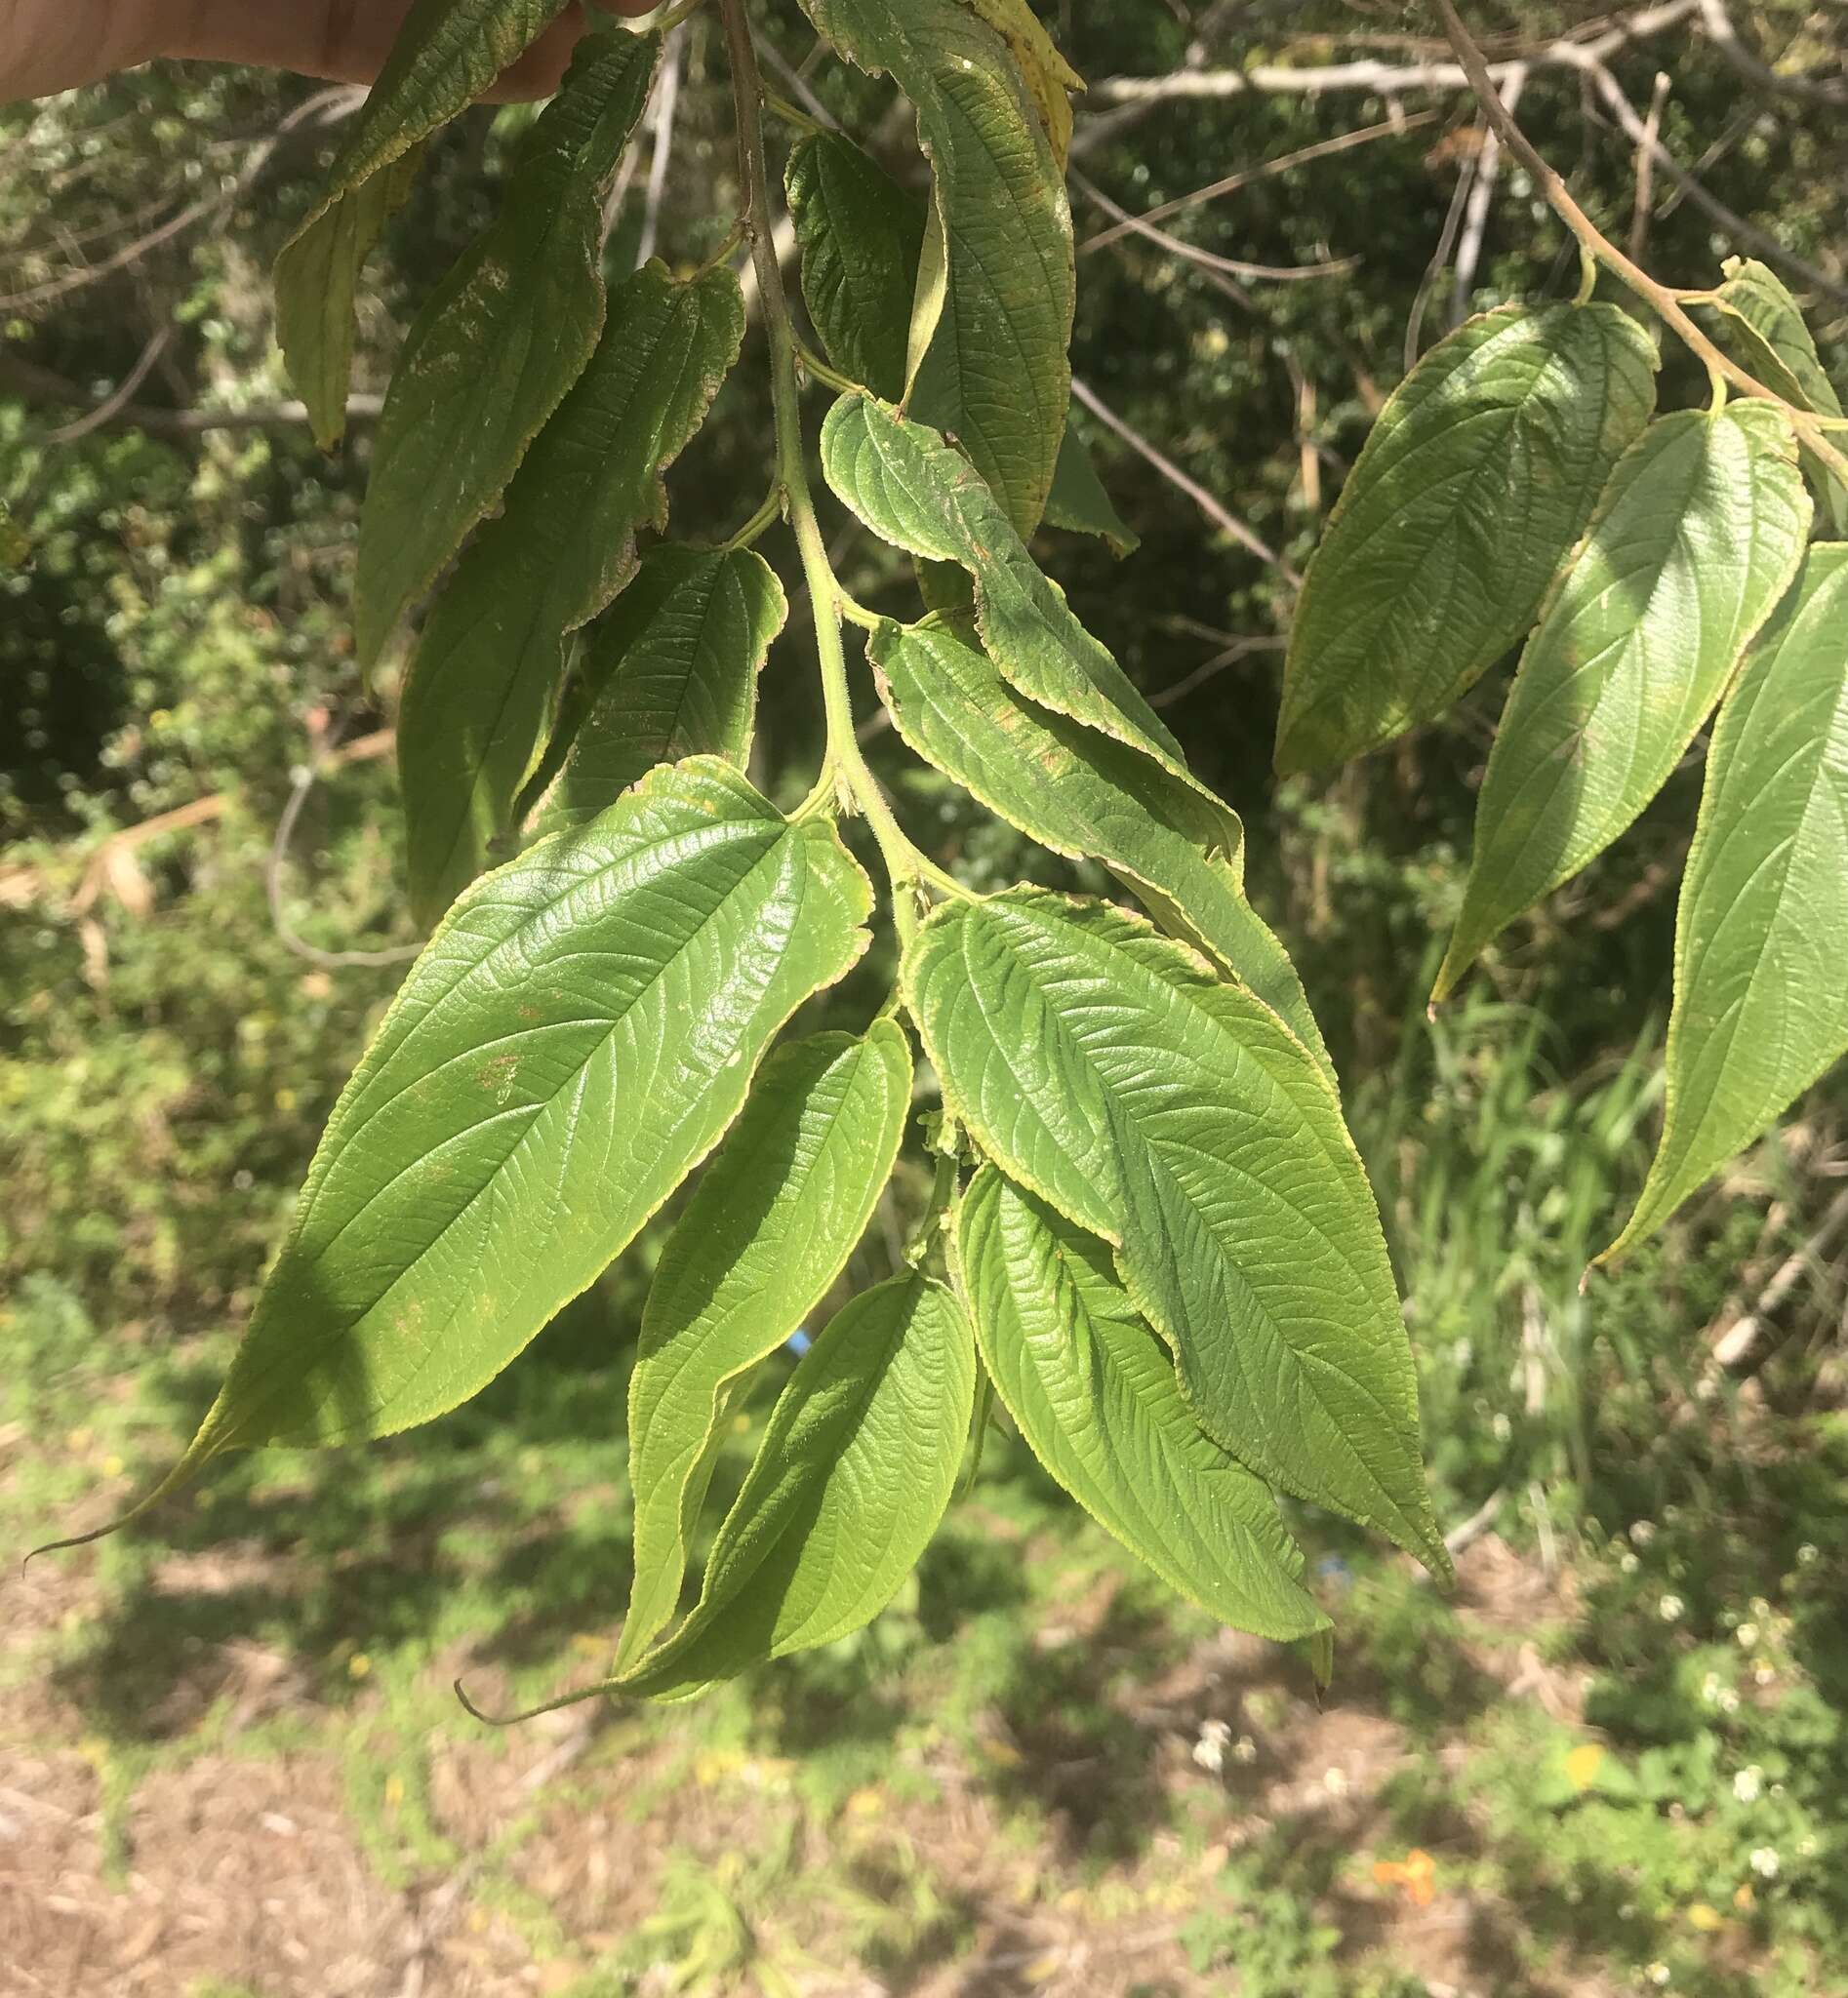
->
[274, 0, 571, 441]
[622, 1269, 977, 1699]
[957, 1166, 1327, 1639]
[785, 131, 924, 401]
[961, 0, 1082, 167]
[823, 393, 1187, 780]
[904, 889, 1444, 1572]
[1698, 259, 1848, 532]
[618, 1022, 913, 1670]
[1276, 303, 1660, 774]
[1044, 423, 1138, 556]
[1435, 402, 1813, 1000]
[1603, 544, 1848, 1259]
[800, 0, 1073, 535]
[125, 761, 870, 1519]
[276, 147, 422, 450]
[354, 25, 660, 666]
[398, 260, 743, 923]
[874, 619, 1332, 1087]
[538, 544, 784, 833]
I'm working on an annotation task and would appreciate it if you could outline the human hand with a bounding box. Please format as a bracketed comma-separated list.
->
[4, 0, 657, 104]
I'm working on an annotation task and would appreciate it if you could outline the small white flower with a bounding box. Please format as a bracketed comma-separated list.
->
[1718, 1689, 1741, 1715]
[1492, 1412, 1511, 1443]
[1658, 1594, 1685, 1622]
[1192, 1719, 1232, 1774]
[1736, 1622, 1760, 1649]
[1231, 1734, 1258, 1765]
[1796, 1543, 1818, 1568]
[1734, 1766, 1763, 1803]
[1750, 1847, 1781, 1880]
[1797, 1835, 1818, 1858]
[1646, 1962, 1671, 1985]
[1754, 1662, 1777, 1688]
[1621, 1552, 1640, 1575]
[1701, 1673, 1721, 1706]
[1322, 1766, 1349, 1798]
[1628, 1521, 1657, 1547]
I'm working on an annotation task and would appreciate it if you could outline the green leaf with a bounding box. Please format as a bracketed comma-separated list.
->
[823, 393, 1187, 782]
[873, 619, 1334, 1088]
[354, 25, 660, 667]
[1276, 303, 1660, 774]
[618, 1022, 913, 1670]
[1434, 402, 1813, 1000]
[275, 146, 423, 450]
[800, 0, 1074, 535]
[1044, 423, 1138, 556]
[1698, 259, 1848, 533]
[904, 889, 1444, 1573]
[536, 544, 784, 834]
[956, 1166, 1327, 1640]
[134, 761, 870, 1513]
[274, 0, 574, 443]
[785, 132, 925, 402]
[398, 261, 744, 924]
[960, 0, 1082, 168]
[1602, 544, 1848, 1260]
[621, 1268, 977, 1699]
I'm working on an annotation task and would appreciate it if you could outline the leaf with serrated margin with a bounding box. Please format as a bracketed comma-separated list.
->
[956, 1166, 1327, 1640]
[1602, 545, 1848, 1261]
[961, 0, 1082, 167]
[1435, 403, 1813, 1001]
[275, 0, 573, 443]
[824, 393, 1188, 781]
[785, 131, 924, 401]
[276, 147, 422, 450]
[904, 889, 1445, 1574]
[620, 1269, 976, 1699]
[1045, 423, 1138, 556]
[1697, 259, 1848, 533]
[354, 25, 660, 667]
[536, 544, 784, 834]
[1276, 303, 1660, 775]
[873, 619, 1333, 1089]
[617, 1022, 913, 1671]
[398, 261, 744, 924]
[799, 0, 1073, 536]
[88, 761, 870, 1539]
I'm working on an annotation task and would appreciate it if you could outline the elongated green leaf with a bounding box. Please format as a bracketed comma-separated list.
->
[1044, 423, 1138, 557]
[355, 26, 660, 666]
[904, 890, 1444, 1572]
[1275, 303, 1660, 775]
[1698, 259, 1847, 533]
[122, 761, 869, 1523]
[618, 1022, 913, 1670]
[874, 619, 1333, 1088]
[961, 0, 1082, 167]
[957, 1167, 1327, 1640]
[824, 394, 1188, 781]
[276, 147, 422, 451]
[621, 1269, 977, 1699]
[537, 544, 784, 834]
[398, 261, 744, 923]
[799, 0, 1073, 536]
[1603, 545, 1848, 1260]
[785, 132, 924, 401]
[274, 0, 570, 441]
[1435, 402, 1813, 1000]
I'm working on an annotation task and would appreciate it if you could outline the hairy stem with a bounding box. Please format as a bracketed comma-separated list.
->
[717, 0, 960, 936]
[1435, 0, 1848, 488]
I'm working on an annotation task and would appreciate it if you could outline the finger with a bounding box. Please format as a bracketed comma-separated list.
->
[158, 1, 659, 100]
